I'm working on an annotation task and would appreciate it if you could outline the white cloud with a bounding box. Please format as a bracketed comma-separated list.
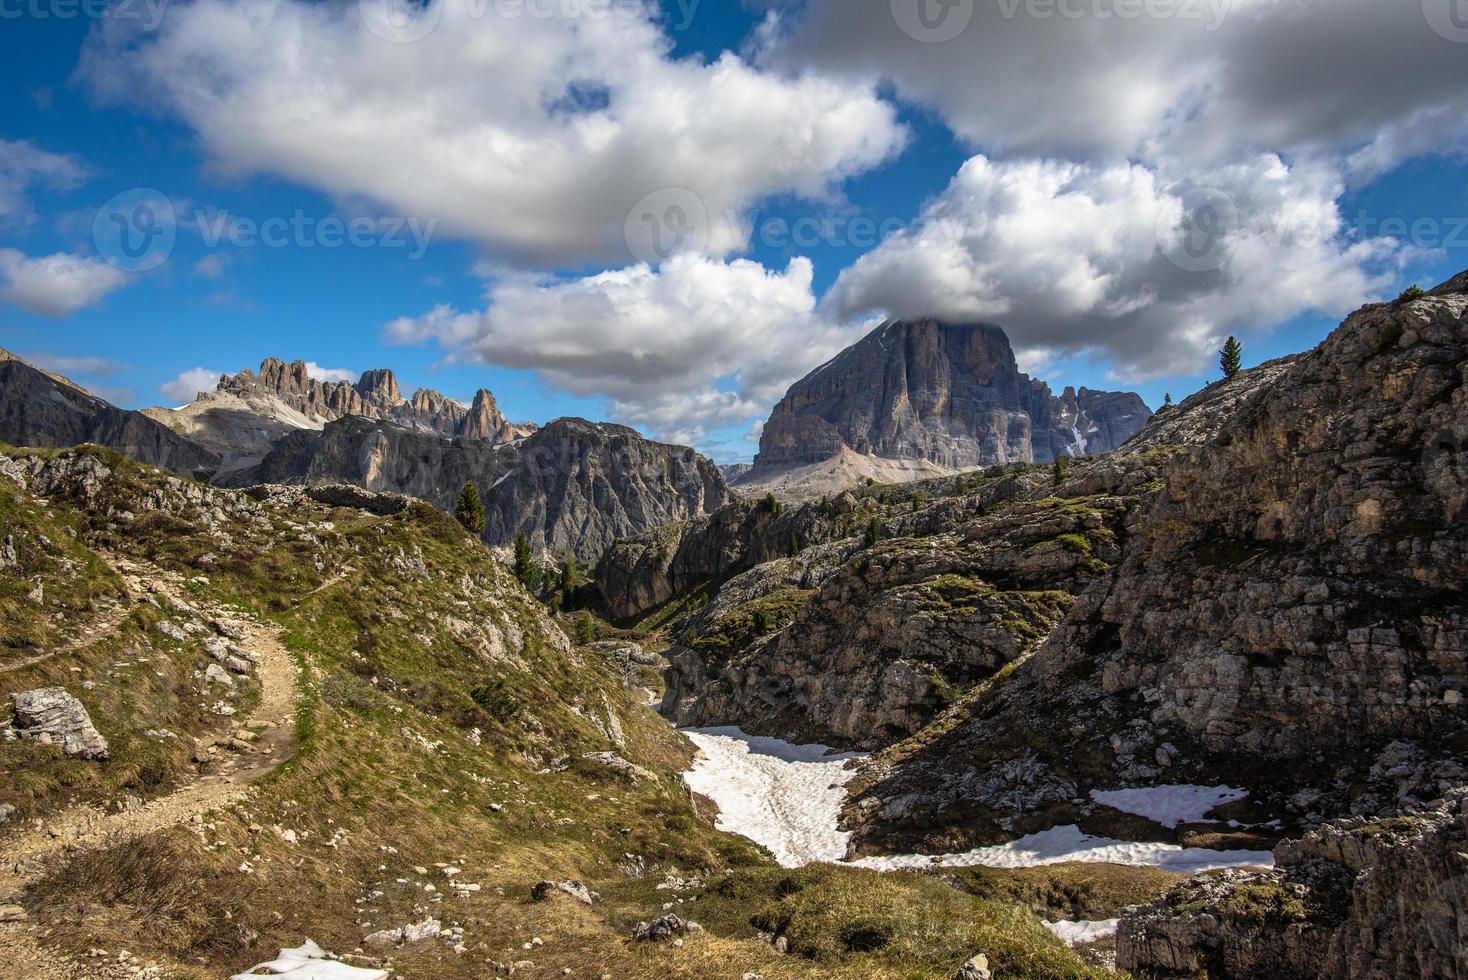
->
[385, 253, 868, 441]
[82, 0, 906, 267]
[0, 139, 87, 226]
[827, 154, 1409, 379]
[23, 353, 127, 377]
[769, 0, 1468, 175]
[302, 361, 357, 384]
[160, 367, 225, 404]
[0, 249, 131, 317]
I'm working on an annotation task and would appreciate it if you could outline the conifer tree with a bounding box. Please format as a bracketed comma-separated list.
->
[1052, 454, 1072, 487]
[512, 530, 540, 591]
[1220, 336, 1243, 379]
[454, 480, 485, 534]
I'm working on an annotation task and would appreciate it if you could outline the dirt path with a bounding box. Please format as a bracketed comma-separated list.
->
[0, 564, 148, 677]
[0, 603, 300, 978]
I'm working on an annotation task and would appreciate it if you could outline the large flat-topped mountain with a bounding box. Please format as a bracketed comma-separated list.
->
[747, 319, 1150, 487]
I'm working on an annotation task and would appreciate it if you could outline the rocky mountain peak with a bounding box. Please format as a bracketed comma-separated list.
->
[355, 368, 402, 407]
[748, 318, 1151, 487]
[460, 388, 509, 442]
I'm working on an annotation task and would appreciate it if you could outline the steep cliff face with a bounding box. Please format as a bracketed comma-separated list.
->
[0, 354, 219, 479]
[842, 274, 1468, 857]
[482, 418, 729, 561]
[229, 415, 728, 562]
[658, 475, 1123, 749]
[204, 357, 537, 442]
[750, 320, 1150, 479]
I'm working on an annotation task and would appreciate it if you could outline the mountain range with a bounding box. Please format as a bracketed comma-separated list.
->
[0, 320, 1152, 557]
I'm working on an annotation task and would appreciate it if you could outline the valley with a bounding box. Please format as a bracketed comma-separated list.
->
[0, 276, 1465, 978]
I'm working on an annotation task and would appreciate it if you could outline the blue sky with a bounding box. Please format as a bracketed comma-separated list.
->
[1, 0, 1465, 463]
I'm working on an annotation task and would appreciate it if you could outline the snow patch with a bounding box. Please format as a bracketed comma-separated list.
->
[1089, 784, 1249, 829]
[848, 824, 1273, 874]
[682, 727, 865, 868]
[681, 734, 1272, 876]
[1044, 918, 1119, 946]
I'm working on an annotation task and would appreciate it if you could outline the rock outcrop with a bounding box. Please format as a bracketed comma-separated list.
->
[9, 687, 110, 759]
[658, 470, 1126, 748]
[1118, 791, 1468, 979]
[841, 273, 1468, 857]
[481, 418, 728, 562]
[747, 319, 1150, 484]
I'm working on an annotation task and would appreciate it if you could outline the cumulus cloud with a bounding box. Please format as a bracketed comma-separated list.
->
[302, 361, 357, 384]
[0, 249, 131, 317]
[0, 139, 87, 226]
[827, 154, 1409, 378]
[160, 367, 225, 404]
[81, 0, 906, 267]
[769, 0, 1468, 174]
[385, 253, 868, 442]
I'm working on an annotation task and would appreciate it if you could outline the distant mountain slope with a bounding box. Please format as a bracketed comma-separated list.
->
[744, 319, 1150, 492]
[145, 358, 537, 475]
[0, 351, 726, 562]
[0, 351, 219, 479]
[226, 414, 728, 561]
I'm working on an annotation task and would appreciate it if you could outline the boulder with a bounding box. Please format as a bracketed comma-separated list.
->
[530, 879, 596, 905]
[580, 752, 654, 784]
[632, 914, 701, 942]
[955, 954, 991, 980]
[9, 688, 109, 760]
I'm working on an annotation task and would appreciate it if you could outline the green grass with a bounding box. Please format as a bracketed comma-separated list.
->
[950, 862, 1184, 920]
[9, 446, 1122, 979]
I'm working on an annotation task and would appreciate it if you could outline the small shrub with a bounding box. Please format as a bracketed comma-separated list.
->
[575, 610, 596, 645]
[862, 518, 885, 548]
[469, 678, 520, 720]
[1396, 284, 1426, 304]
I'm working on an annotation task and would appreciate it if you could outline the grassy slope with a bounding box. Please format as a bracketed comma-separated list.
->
[4, 447, 1132, 979]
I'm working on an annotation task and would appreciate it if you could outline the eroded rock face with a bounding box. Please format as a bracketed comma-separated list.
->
[215, 357, 537, 442]
[660, 483, 1125, 749]
[842, 275, 1468, 856]
[1118, 792, 1468, 979]
[232, 416, 726, 563]
[9, 688, 109, 760]
[482, 418, 728, 563]
[750, 319, 1150, 473]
